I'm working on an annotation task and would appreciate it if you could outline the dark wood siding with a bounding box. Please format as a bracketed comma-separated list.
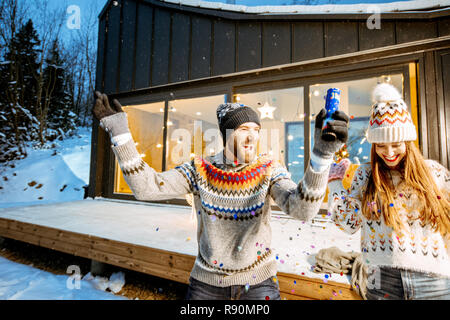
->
[437, 51, 450, 168]
[359, 21, 395, 51]
[424, 51, 440, 162]
[439, 17, 450, 36]
[99, 2, 450, 89]
[237, 22, 262, 72]
[262, 22, 291, 67]
[292, 22, 324, 62]
[212, 19, 236, 76]
[89, 15, 108, 198]
[134, 3, 153, 90]
[103, 2, 121, 93]
[95, 17, 106, 91]
[396, 21, 438, 44]
[325, 22, 358, 56]
[151, 8, 171, 86]
[191, 17, 212, 79]
[170, 12, 190, 83]
[119, 0, 136, 92]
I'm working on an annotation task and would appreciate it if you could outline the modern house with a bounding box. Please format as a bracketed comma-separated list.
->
[1, 0, 449, 300]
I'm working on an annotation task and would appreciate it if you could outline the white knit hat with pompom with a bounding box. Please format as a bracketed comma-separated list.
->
[367, 83, 417, 143]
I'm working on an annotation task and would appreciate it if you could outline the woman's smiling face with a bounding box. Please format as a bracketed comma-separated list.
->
[375, 142, 407, 168]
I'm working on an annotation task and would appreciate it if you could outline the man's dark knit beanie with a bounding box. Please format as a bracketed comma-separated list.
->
[216, 103, 261, 143]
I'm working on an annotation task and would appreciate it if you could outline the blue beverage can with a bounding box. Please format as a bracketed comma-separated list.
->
[323, 88, 341, 128]
[322, 88, 341, 141]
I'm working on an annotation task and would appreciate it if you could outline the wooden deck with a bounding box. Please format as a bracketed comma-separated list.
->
[0, 199, 361, 300]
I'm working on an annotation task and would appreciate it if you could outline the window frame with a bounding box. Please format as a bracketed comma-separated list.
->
[105, 62, 418, 210]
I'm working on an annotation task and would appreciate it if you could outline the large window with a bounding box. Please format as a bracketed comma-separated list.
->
[166, 95, 225, 170]
[114, 95, 226, 195]
[114, 102, 165, 194]
[310, 74, 404, 165]
[111, 65, 419, 208]
[235, 87, 305, 182]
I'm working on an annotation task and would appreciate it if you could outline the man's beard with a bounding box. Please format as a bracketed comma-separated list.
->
[233, 139, 256, 164]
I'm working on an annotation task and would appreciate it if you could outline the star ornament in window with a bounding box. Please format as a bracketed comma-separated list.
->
[258, 102, 276, 120]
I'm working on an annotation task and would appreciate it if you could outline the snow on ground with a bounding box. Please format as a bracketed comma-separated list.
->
[0, 126, 128, 300]
[0, 127, 92, 209]
[0, 256, 127, 300]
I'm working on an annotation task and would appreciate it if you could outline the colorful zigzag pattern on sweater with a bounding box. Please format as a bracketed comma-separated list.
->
[193, 155, 273, 220]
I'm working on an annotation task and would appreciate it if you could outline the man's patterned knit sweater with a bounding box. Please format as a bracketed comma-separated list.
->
[328, 160, 450, 278]
[112, 139, 329, 287]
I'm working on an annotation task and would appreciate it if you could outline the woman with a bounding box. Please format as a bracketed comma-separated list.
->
[328, 83, 450, 300]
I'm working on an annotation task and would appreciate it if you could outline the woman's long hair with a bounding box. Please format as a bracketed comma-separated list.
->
[362, 141, 450, 236]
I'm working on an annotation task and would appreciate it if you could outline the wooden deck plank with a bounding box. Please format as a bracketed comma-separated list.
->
[0, 216, 362, 300]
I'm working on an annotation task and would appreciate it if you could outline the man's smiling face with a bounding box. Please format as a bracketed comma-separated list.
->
[225, 122, 261, 164]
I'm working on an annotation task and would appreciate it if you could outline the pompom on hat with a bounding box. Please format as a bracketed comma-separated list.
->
[366, 83, 417, 144]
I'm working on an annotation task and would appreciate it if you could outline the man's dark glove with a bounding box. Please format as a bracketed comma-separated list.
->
[92, 91, 130, 139]
[311, 108, 349, 169]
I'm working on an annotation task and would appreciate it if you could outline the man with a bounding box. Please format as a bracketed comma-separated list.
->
[93, 91, 349, 300]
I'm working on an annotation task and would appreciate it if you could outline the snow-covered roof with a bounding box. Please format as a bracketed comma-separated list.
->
[162, 0, 450, 14]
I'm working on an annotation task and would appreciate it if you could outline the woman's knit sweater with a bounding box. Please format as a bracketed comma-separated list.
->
[328, 159, 450, 278]
[112, 139, 329, 287]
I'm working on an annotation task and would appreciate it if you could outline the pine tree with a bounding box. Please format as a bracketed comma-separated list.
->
[7, 19, 40, 117]
[0, 18, 41, 161]
[43, 39, 76, 141]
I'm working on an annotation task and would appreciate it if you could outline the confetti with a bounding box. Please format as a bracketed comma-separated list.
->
[265, 296, 270, 300]
[245, 283, 250, 292]
[237, 246, 242, 251]
[251, 211, 256, 216]
[325, 274, 329, 279]
[384, 293, 389, 298]
[219, 263, 223, 267]
[389, 203, 394, 207]
[156, 227, 159, 231]
[311, 245, 315, 249]
[280, 259, 285, 264]
[437, 195, 441, 200]
[186, 237, 191, 241]
[294, 280, 297, 284]
[291, 289, 295, 294]
[272, 277, 277, 283]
